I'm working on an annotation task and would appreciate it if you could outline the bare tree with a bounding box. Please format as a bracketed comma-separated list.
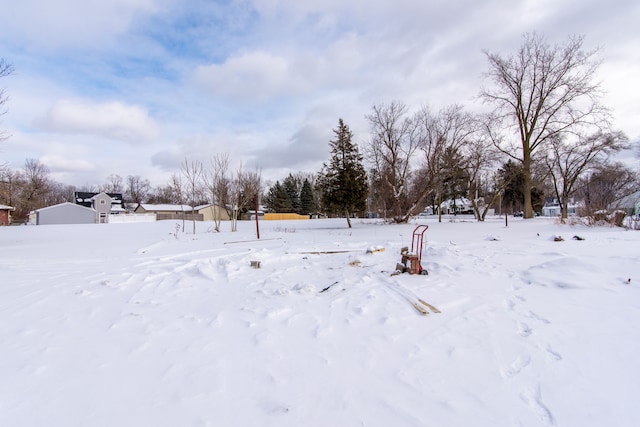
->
[0, 166, 19, 206]
[2, 162, 75, 221]
[19, 159, 51, 218]
[147, 184, 177, 204]
[578, 162, 638, 221]
[365, 101, 420, 222]
[181, 157, 203, 235]
[101, 174, 124, 193]
[125, 175, 150, 205]
[77, 183, 99, 193]
[228, 163, 261, 232]
[203, 153, 230, 232]
[47, 182, 75, 206]
[408, 104, 477, 222]
[169, 173, 186, 231]
[480, 33, 610, 218]
[546, 131, 628, 221]
[464, 137, 506, 221]
[0, 58, 14, 145]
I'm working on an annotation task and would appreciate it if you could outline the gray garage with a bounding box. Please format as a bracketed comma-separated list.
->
[30, 202, 97, 225]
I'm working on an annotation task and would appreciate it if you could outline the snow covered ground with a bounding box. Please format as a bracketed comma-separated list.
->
[1, 216, 639, 426]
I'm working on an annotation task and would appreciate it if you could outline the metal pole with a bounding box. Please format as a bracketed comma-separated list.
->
[254, 194, 260, 239]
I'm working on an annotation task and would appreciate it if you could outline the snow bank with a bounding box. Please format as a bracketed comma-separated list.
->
[1, 217, 639, 426]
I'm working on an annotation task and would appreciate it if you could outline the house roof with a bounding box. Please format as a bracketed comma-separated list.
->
[35, 202, 96, 213]
[138, 204, 193, 211]
[0, 204, 15, 211]
[194, 203, 225, 211]
[75, 191, 123, 203]
[616, 190, 640, 208]
[440, 198, 472, 208]
[90, 192, 114, 201]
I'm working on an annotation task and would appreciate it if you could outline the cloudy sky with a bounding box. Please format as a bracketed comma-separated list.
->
[1, 0, 638, 188]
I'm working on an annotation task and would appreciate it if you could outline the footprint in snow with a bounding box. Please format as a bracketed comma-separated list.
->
[504, 299, 516, 311]
[544, 346, 562, 361]
[517, 321, 532, 337]
[502, 355, 531, 378]
[528, 311, 550, 324]
[520, 386, 555, 426]
[263, 402, 289, 415]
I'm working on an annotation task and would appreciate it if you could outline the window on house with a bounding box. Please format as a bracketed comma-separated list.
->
[100, 200, 106, 205]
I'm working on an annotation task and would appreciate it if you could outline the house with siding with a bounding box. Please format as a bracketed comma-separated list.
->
[135, 204, 201, 221]
[616, 191, 640, 217]
[1, 204, 15, 225]
[75, 191, 124, 210]
[75, 191, 125, 218]
[194, 204, 230, 221]
[541, 198, 581, 217]
[90, 192, 115, 223]
[76, 191, 127, 223]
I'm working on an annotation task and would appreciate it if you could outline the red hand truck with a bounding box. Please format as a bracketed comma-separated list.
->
[400, 225, 429, 275]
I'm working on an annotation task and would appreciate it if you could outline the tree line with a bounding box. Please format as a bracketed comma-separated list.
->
[2, 33, 639, 226]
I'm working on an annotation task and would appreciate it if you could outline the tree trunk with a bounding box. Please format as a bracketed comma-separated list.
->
[522, 153, 534, 219]
[562, 199, 569, 221]
[210, 206, 221, 232]
[397, 200, 420, 224]
[345, 209, 352, 228]
[560, 180, 570, 221]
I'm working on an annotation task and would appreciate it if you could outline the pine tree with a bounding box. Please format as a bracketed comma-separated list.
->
[319, 119, 368, 228]
[283, 174, 301, 213]
[499, 160, 525, 213]
[439, 146, 469, 214]
[265, 181, 292, 213]
[299, 178, 316, 216]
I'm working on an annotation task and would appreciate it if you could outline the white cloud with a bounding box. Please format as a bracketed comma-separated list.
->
[192, 32, 372, 106]
[151, 131, 263, 172]
[193, 52, 301, 103]
[40, 153, 95, 172]
[36, 98, 160, 143]
[0, 0, 160, 50]
[2, 0, 639, 189]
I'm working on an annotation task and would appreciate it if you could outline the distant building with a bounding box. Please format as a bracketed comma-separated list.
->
[29, 202, 97, 225]
[439, 198, 474, 215]
[75, 192, 125, 212]
[541, 198, 581, 217]
[0, 204, 15, 225]
[194, 204, 230, 221]
[615, 191, 640, 217]
[135, 204, 201, 221]
[28, 192, 126, 225]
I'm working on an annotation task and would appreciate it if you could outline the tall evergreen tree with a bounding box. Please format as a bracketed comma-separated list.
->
[499, 160, 525, 212]
[299, 178, 316, 216]
[283, 173, 301, 213]
[499, 160, 546, 215]
[264, 181, 292, 212]
[439, 146, 469, 213]
[319, 119, 368, 228]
